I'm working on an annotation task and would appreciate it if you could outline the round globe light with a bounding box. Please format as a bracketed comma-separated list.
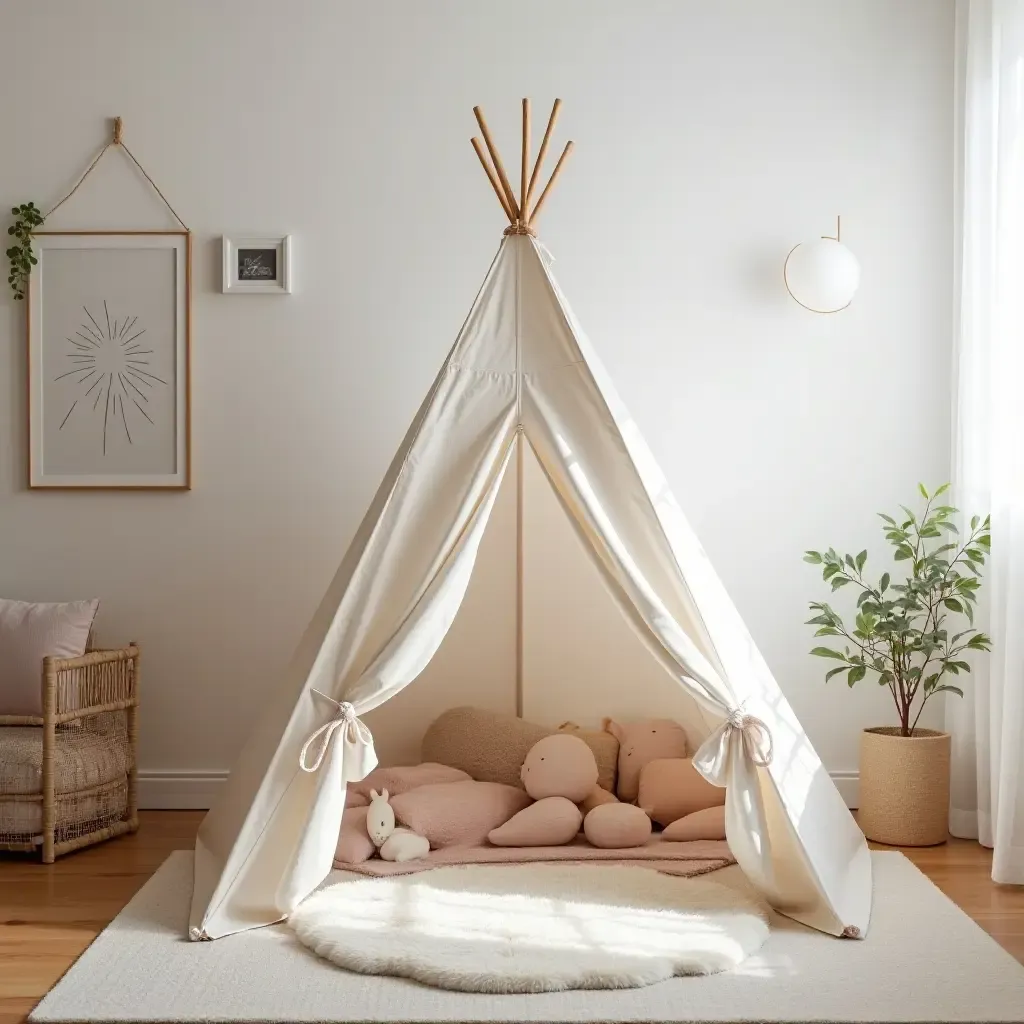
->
[784, 237, 861, 313]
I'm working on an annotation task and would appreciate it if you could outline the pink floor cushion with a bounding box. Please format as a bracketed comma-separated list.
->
[662, 804, 727, 842]
[603, 718, 689, 802]
[583, 802, 652, 849]
[488, 796, 583, 847]
[335, 805, 375, 865]
[345, 763, 471, 808]
[638, 757, 725, 826]
[390, 780, 531, 849]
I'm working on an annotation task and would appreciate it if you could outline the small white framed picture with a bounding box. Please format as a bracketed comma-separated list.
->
[221, 235, 292, 294]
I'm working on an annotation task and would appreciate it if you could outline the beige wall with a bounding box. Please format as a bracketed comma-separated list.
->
[0, 0, 954, 807]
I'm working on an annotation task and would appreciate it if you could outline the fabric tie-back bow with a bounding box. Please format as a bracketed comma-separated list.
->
[693, 703, 774, 787]
[298, 689, 373, 773]
[727, 707, 774, 768]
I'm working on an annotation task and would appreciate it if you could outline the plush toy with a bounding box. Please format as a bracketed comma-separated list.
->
[365, 789, 430, 862]
[489, 733, 648, 848]
[603, 717, 690, 802]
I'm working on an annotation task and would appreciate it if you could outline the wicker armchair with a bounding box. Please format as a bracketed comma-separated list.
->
[0, 643, 139, 862]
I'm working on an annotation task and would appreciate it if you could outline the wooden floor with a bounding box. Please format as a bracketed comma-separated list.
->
[1, 812, 1022, 1024]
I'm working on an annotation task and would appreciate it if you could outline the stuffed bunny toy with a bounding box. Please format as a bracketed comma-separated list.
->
[365, 788, 429, 862]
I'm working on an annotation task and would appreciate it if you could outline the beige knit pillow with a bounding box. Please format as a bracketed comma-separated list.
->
[0, 598, 99, 717]
[421, 707, 618, 793]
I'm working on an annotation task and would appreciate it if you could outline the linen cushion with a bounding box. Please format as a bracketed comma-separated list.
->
[637, 757, 725, 827]
[488, 796, 582, 846]
[0, 598, 99, 717]
[604, 717, 689, 802]
[421, 707, 618, 793]
[334, 805, 375, 865]
[390, 780, 530, 849]
[344, 763, 471, 808]
[583, 802, 652, 849]
[662, 804, 727, 842]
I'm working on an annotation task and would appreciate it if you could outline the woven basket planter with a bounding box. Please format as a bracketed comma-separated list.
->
[858, 727, 950, 847]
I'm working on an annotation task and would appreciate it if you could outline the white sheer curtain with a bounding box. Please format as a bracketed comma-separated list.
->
[948, 0, 1024, 884]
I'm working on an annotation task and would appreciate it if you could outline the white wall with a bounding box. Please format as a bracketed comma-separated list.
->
[0, 0, 954, 808]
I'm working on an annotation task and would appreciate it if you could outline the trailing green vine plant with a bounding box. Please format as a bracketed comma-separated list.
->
[804, 483, 992, 737]
[7, 202, 44, 300]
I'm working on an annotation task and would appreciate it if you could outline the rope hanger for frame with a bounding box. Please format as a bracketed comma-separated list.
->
[44, 116, 189, 230]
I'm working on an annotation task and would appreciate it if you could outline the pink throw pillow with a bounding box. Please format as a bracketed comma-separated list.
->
[583, 803, 652, 849]
[390, 780, 530, 849]
[662, 804, 727, 842]
[0, 598, 99, 717]
[346, 763, 471, 806]
[637, 757, 725, 826]
[604, 718, 689, 802]
[488, 797, 582, 846]
[335, 805, 375, 864]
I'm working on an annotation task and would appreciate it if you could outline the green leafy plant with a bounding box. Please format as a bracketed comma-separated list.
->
[6, 202, 44, 300]
[804, 483, 992, 737]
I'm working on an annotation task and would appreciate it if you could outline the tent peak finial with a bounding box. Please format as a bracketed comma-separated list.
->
[470, 98, 573, 235]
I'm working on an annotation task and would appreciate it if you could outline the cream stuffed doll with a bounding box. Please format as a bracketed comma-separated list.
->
[365, 789, 430, 862]
[488, 734, 651, 848]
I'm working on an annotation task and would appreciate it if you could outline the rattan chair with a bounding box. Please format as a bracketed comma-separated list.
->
[0, 642, 140, 862]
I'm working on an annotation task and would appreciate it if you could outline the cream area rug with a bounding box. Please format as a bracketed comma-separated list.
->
[289, 864, 770, 992]
[30, 851, 1024, 1023]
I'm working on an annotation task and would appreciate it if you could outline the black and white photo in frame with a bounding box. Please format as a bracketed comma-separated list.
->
[222, 235, 292, 293]
[28, 231, 191, 489]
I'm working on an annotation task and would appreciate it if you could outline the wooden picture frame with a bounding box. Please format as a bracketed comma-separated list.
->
[27, 231, 191, 490]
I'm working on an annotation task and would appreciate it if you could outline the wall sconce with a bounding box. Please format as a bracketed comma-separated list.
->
[784, 216, 860, 313]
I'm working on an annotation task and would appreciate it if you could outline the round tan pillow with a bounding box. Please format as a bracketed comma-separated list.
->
[583, 803, 652, 849]
[422, 707, 618, 792]
[488, 796, 582, 846]
[520, 734, 598, 802]
[637, 757, 725, 827]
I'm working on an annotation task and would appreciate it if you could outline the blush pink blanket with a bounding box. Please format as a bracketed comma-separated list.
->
[336, 836, 733, 878]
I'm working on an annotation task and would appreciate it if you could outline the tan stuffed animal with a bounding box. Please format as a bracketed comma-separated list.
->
[488, 734, 650, 848]
[603, 717, 690, 802]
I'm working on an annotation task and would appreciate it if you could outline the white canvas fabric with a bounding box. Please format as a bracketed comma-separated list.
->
[189, 235, 871, 942]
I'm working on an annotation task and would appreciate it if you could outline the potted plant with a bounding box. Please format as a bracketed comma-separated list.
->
[804, 484, 991, 846]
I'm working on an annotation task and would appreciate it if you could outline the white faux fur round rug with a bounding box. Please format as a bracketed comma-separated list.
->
[288, 864, 770, 993]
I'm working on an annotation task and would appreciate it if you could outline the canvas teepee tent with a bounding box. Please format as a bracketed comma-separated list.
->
[189, 100, 872, 942]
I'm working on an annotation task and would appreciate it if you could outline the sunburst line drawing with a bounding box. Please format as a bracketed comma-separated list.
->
[54, 302, 166, 454]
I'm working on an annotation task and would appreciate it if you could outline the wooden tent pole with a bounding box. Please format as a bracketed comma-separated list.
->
[515, 432, 525, 718]
[526, 98, 562, 211]
[473, 106, 520, 221]
[520, 98, 531, 226]
[471, 137, 515, 222]
[528, 140, 574, 226]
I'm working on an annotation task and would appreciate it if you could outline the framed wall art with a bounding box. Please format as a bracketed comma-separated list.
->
[28, 231, 191, 489]
[221, 234, 292, 294]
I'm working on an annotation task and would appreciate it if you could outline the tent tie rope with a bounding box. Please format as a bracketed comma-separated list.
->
[726, 708, 774, 768]
[298, 689, 365, 773]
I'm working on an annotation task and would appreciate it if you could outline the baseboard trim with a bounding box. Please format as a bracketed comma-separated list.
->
[139, 769, 861, 811]
[830, 770, 859, 809]
[138, 770, 229, 810]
